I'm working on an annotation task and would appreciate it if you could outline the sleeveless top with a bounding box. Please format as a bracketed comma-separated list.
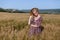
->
[28, 15, 42, 27]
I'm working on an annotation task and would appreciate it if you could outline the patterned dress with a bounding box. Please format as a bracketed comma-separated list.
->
[28, 15, 42, 36]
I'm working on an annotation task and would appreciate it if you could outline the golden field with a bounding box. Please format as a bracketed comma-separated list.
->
[0, 12, 60, 40]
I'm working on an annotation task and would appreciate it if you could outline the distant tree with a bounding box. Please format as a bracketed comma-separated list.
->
[0, 8, 6, 12]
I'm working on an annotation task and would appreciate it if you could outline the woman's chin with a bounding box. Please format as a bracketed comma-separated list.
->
[35, 14, 38, 17]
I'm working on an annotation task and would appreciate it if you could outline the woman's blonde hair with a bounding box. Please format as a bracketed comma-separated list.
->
[30, 8, 39, 16]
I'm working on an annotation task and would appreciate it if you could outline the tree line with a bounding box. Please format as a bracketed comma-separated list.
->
[0, 8, 26, 13]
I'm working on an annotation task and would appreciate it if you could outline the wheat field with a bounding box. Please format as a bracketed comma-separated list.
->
[0, 12, 60, 40]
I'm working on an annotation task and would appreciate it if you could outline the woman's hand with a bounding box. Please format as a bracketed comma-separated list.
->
[31, 24, 38, 27]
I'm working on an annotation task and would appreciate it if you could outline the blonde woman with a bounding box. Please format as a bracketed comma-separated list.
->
[28, 8, 42, 37]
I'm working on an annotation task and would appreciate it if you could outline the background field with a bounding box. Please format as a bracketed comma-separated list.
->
[0, 12, 60, 40]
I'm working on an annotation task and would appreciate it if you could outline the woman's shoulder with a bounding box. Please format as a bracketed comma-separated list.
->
[29, 16, 33, 18]
[38, 15, 43, 20]
[30, 16, 32, 18]
[38, 15, 41, 18]
[29, 16, 33, 20]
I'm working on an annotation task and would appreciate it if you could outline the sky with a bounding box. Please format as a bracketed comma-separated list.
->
[0, 0, 60, 10]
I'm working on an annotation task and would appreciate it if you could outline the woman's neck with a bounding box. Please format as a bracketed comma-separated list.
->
[34, 14, 38, 17]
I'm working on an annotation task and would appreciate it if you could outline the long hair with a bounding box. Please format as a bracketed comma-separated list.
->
[30, 8, 39, 16]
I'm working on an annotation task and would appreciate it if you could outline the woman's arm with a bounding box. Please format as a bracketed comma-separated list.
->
[30, 24, 37, 27]
[28, 16, 32, 25]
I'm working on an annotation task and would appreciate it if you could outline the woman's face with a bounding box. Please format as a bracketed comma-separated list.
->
[32, 9, 38, 17]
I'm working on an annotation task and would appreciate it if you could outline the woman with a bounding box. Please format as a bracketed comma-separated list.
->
[28, 8, 42, 37]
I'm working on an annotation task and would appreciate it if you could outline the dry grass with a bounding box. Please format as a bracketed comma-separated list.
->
[0, 12, 60, 40]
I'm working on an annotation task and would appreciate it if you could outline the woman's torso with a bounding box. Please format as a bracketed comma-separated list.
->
[30, 15, 41, 27]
